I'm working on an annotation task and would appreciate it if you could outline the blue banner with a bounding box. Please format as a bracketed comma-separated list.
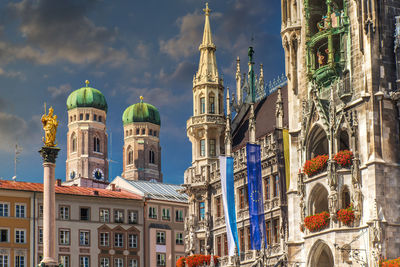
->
[246, 143, 266, 250]
[219, 156, 240, 256]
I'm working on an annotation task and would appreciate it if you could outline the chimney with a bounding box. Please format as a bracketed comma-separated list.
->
[56, 179, 62, 186]
[110, 184, 116, 191]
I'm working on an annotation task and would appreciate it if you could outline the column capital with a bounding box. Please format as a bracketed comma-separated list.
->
[39, 147, 61, 164]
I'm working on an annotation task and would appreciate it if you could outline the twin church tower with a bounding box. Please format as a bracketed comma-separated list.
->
[64, 80, 162, 187]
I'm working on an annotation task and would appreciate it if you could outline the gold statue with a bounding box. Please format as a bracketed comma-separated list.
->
[41, 106, 59, 147]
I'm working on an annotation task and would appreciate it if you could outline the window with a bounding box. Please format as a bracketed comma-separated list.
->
[99, 116, 102, 123]
[79, 230, 89, 246]
[0, 203, 8, 217]
[162, 208, 170, 220]
[209, 96, 215, 113]
[200, 139, 205, 157]
[80, 207, 90, 221]
[128, 234, 137, 248]
[273, 219, 279, 243]
[85, 114, 89, 120]
[199, 202, 205, 220]
[38, 204, 43, 218]
[74, 115, 76, 121]
[223, 234, 228, 256]
[156, 253, 166, 266]
[216, 236, 222, 256]
[200, 97, 205, 114]
[94, 137, 100, 152]
[136, 129, 139, 135]
[38, 228, 43, 244]
[176, 232, 183, 245]
[209, 139, 216, 156]
[72, 135, 77, 152]
[79, 256, 89, 267]
[238, 187, 246, 209]
[149, 151, 155, 164]
[15, 229, 25, 243]
[99, 209, 110, 223]
[149, 207, 157, 219]
[93, 114, 97, 121]
[154, 131, 157, 137]
[149, 129, 153, 135]
[128, 259, 138, 267]
[114, 233, 124, 248]
[15, 204, 25, 218]
[59, 206, 69, 220]
[239, 228, 245, 252]
[0, 254, 8, 267]
[79, 113, 83, 120]
[247, 226, 251, 251]
[141, 129, 145, 135]
[114, 210, 124, 223]
[114, 258, 123, 267]
[100, 232, 109, 247]
[59, 229, 70, 245]
[266, 221, 271, 245]
[175, 209, 183, 222]
[59, 255, 70, 267]
[215, 196, 222, 217]
[274, 175, 279, 197]
[128, 149, 134, 165]
[128, 210, 138, 224]
[0, 229, 8, 242]
[100, 258, 109, 267]
[129, 129, 132, 136]
[265, 177, 270, 200]
[156, 231, 165, 245]
[15, 255, 25, 267]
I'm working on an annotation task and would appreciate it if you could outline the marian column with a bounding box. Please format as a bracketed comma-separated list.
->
[39, 107, 60, 267]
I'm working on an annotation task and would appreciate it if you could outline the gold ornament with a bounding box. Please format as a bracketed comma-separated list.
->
[41, 106, 59, 147]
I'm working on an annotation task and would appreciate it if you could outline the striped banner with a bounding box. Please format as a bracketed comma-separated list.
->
[219, 156, 240, 256]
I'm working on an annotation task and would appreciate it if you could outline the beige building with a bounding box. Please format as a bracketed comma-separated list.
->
[110, 177, 188, 267]
[281, 0, 400, 266]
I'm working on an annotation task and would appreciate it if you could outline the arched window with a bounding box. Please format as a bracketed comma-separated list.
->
[129, 129, 132, 136]
[126, 130, 128, 137]
[200, 97, 205, 114]
[341, 186, 351, 209]
[338, 130, 350, 151]
[128, 147, 133, 165]
[149, 151, 155, 164]
[99, 116, 103, 123]
[308, 125, 329, 159]
[71, 133, 77, 153]
[70, 116, 72, 123]
[209, 94, 215, 114]
[309, 184, 329, 215]
[94, 137, 101, 152]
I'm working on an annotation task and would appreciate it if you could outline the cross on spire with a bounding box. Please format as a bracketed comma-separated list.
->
[203, 3, 211, 16]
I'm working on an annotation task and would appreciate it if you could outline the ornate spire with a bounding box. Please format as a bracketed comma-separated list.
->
[194, 3, 219, 87]
[236, 57, 242, 105]
[225, 87, 232, 156]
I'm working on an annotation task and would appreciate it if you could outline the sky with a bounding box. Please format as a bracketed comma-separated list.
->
[0, 0, 284, 185]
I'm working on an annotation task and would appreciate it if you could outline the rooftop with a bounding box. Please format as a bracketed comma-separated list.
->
[0, 179, 142, 200]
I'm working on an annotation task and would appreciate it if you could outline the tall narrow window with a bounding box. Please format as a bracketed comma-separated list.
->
[223, 234, 228, 256]
[94, 137, 100, 152]
[128, 149, 133, 165]
[273, 219, 279, 243]
[200, 140, 205, 157]
[215, 196, 221, 218]
[209, 96, 215, 113]
[265, 177, 270, 200]
[266, 221, 271, 245]
[239, 229, 245, 252]
[199, 202, 205, 220]
[274, 175, 279, 197]
[200, 97, 205, 114]
[238, 188, 246, 209]
[71, 135, 77, 153]
[209, 139, 216, 156]
[217, 236, 222, 256]
[149, 151, 155, 164]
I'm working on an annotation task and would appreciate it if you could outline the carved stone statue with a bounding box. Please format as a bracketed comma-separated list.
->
[352, 187, 363, 221]
[41, 107, 59, 147]
[328, 190, 338, 216]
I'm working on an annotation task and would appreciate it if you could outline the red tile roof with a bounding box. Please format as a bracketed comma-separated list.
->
[0, 180, 142, 200]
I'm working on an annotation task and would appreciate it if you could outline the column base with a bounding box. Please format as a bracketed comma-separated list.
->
[39, 257, 60, 267]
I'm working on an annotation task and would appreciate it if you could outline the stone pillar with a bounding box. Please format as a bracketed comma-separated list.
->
[39, 147, 60, 267]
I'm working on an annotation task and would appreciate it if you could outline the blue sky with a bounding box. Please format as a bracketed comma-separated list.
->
[0, 0, 284, 185]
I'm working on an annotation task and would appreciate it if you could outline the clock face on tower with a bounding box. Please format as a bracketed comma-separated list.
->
[69, 171, 76, 179]
[92, 168, 104, 180]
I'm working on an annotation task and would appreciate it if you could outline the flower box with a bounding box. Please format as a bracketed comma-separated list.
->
[177, 254, 219, 267]
[304, 211, 330, 232]
[333, 150, 353, 168]
[379, 257, 400, 267]
[303, 154, 329, 177]
[337, 205, 355, 226]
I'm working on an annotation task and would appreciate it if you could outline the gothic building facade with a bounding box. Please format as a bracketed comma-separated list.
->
[282, 0, 400, 266]
[183, 4, 289, 266]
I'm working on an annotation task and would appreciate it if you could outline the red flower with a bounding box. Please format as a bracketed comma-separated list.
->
[337, 205, 355, 226]
[303, 154, 329, 176]
[178, 255, 219, 267]
[379, 257, 400, 267]
[304, 211, 330, 232]
[333, 150, 353, 167]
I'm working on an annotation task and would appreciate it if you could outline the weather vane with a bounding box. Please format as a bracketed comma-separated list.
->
[41, 105, 59, 147]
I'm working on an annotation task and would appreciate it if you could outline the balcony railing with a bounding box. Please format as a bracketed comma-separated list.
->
[187, 114, 225, 130]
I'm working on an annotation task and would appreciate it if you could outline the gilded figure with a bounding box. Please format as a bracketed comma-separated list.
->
[41, 106, 59, 147]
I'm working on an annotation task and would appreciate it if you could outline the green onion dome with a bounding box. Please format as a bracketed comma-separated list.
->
[66, 81, 108, 113]
[122, 97, 161, 126]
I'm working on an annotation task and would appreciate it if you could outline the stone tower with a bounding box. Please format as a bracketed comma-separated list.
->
[65, 81, 109, 186]
[121, 97, 162, 182]
[282, 0, 400, 265]
[184, 3, 225, 255]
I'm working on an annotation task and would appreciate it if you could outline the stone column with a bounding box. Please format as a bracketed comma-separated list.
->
[39, 147, 60, 267]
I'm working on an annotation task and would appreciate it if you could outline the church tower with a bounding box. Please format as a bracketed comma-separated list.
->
[283, 0, 400, 265]
[65, 81, 109, 187]
[184, 3, 225, 255]
[121, 97, 162, 182]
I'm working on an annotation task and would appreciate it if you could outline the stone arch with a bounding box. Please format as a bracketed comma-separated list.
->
[70, 132, 77, 153]
[308, 240, 334, 267]
[308, 183, 329, 215]
[306, 124, 329, 159]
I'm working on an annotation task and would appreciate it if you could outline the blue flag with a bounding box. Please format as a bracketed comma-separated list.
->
[246, 143, 266, 250]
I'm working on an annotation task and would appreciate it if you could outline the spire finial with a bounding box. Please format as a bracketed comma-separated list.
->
[85, 80, 89, 87]
[203, 3, 211, 16]
[140, 96, 144, 103]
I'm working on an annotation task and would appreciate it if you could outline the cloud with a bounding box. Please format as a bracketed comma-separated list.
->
[0, 112, 42, 153]
[47, 83, 72, 98]
[0, 67, 25, 80]
[1, 0, 130, 66]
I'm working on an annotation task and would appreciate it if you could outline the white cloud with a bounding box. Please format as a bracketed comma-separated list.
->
[47, 83, 72, 98]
